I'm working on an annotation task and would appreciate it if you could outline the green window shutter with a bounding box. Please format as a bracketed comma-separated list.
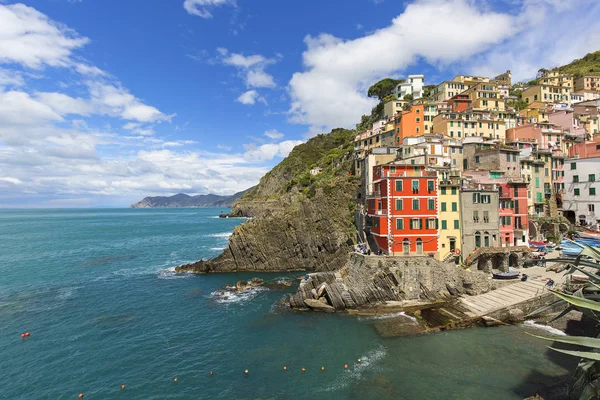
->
[451, 187, 457, 195]
[441, 202, 447, 212]
[442, 220, 447, 230]
[574, 188, 580, 196]
[591, 188, 596, 196]
[419, 219, 423, 229]
[573, 175, 579, 183]
[435, 219, 439, 229]
[452, 202, 457, 212]
[454, 220, 460, 229]
[395, 180, 403, 191]
[428, 199, 435, 210]
[396, 199, 402, 210]
[396, 218, 403, 230]
[441, 187, 446, 195]
[571, 162, 576, 170]
[413, 199, 419, 210]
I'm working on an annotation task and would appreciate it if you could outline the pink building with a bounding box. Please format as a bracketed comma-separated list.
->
[549, 110, 586, 137]
[568, 141, 600, 158]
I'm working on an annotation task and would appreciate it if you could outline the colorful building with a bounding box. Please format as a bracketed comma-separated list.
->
[367, 162, 438, 256]
[438, 171, 462, 259]
[394, 104, 425, 144]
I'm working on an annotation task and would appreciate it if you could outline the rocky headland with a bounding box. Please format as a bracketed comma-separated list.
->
[175, 128, 359, 274]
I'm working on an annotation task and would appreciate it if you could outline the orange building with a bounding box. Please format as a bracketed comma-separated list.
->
[394, 104, 425, 144]
[448, 94, 471, 112]
[367, 162, 438, 256]
[567, 140, 600, 158]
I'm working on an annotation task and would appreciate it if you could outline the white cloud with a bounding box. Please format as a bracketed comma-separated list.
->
[0, 68, 24, 87]
[237, 90, 263, 105]
[183, 0, 234, 18]
[0, 177, 22, 185]
[219, 48, 278, 91]
[247, 69, 276, 88]
[288, 0, 514, 132]
[74, 63, 107, 76]
[264, 129, 284, 139]
[0, 3, 89, 69]
[469, 0, 600, 81]
[243, 140, 303, 162]
[0, 89, 63, 127]
[35, 92, 92, 116]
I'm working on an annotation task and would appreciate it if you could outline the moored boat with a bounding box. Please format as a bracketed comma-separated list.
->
[492, 271, 520, 280]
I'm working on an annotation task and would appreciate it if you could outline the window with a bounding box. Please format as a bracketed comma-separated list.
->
[545, 168, 549, 177]
[590, 204, 596, 212]
[571, 162, 577, 170]
[535, 177, 540, 188]
[427, 218, 437, 229]
[454, 220, 460, 229]
[574, 175, 579, 183]
[473, 210, 479, 223]
[396, 199, 403, 211]
[427, 180, 434, 192]
[412, 199, 420, 210]
[441, 220, 447, 230]
[428, 199, 435, 210]
[475, 232, 481, 248]
[590, 187, 596, 196]
[390, 166, 396, 174]
[441, 187, 447, 195]
[373, 218, 379, 228]
[396, 218, 403, 230]
[416, 117, 420, 123]
[452, 202, 457, 212]
[506, 153, 510, 162]
[481, 195, 491, 204]
[410, 218, 422, 229]
[441, 202, 447, 212]
[574, 188, 580, 196]
[475, 156, 480, 163]
[451, 187, 457, 195]
[483, 211, 489, 223]
[395, 180, 403, 191]
[412, 180, 419, 193]
[590, 174, 596, 182]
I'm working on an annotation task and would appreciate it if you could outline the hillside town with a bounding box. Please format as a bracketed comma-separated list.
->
[352, 70, 600, 265]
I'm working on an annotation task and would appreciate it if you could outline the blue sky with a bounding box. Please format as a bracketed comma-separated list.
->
[0, 0, 599, 207]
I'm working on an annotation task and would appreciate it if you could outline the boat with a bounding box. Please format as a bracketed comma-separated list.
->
[492, 271, 520, 280]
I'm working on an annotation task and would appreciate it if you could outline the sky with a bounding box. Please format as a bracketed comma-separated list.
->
[0, 0, 599, 207]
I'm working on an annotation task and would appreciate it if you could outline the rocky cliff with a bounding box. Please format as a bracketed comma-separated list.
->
[175, 128, 360, 274]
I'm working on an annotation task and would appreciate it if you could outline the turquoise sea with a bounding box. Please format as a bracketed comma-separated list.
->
[0, 208, 575, 399]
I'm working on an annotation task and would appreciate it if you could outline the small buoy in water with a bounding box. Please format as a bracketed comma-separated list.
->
[24, 332, 30, 337]
[173, 378, 178, 383]
[20, 333, 25, 338]
[121, 384, 125, 390]
[210, 371, 213, 376]
[78, 394, 84, 399]
[344, 364, 348, 369]
[321, 366, 325, 371]
[283, 366, 287, 371]
[357, 359, 361, 364]
[244, 369, 249, 375]
[301, 367, 306, 373]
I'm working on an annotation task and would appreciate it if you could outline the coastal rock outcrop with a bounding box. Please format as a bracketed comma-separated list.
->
[287, 253, 494, 312]
[175, 129, 359, 274]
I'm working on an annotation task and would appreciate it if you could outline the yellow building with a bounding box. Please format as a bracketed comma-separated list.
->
[523, 85, 571, 105]
[519, 101, 550, 122]
[430, 75, 490, 102]
[383, 99, 406, 119]
[461, 82, 505, 111]
[437, 171, 462, 260]
[538, 71, 573, 88]
[432, 112, 506, 141]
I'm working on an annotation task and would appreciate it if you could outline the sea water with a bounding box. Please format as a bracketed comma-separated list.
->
[0, 209, 575, 399]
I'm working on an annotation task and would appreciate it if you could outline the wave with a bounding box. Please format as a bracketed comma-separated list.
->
[320, 345, 387, 393]
[157, 266, 194, 280]
[358, 312, 417, 322]
[207, 232, 232, 238]
[523, 320, 567, 336]
[208, 286, 268, 305]
[210, 247, 226, 251]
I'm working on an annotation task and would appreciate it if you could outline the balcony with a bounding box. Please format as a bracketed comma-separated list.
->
[499, 191, 511, 199]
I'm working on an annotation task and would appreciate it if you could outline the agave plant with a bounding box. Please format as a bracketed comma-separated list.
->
[527, 240, 600, 399]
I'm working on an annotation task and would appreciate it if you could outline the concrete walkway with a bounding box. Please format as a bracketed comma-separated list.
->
[459, 275, 552, 318]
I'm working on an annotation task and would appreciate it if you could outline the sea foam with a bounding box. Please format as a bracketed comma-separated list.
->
[523, 320, 567, 336]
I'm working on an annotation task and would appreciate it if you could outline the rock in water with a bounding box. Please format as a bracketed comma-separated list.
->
[304, 299, 335, 312]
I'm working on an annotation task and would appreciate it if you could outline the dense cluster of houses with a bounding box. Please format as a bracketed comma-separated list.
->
[354, 70, 600, 262]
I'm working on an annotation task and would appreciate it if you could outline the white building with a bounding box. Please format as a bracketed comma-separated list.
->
[563, 156, 600, 227]
[392, 75, 424, 100]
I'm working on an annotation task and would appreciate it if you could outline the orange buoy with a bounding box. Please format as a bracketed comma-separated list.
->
[357, 359, 361, 364]
[283, 366, 287, 371]
[20, 333, 25, 338]
[121, 384, 125, 390]
[24, 332, 30, 337]
[78, 394, 84, 399]
[210, 371, 214, 376]
[301, 367, 306, 373]
[344, 364, 348, 369]
[321, 366, 325, 371]
[173, 378, 178, 382]
[244, 369, 249, 375]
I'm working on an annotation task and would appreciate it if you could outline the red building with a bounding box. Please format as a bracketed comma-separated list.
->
[367, 162, 438, 256]
[498, 181, 529, 247]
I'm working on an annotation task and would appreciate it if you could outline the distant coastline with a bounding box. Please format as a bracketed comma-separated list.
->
[130, 188, 252, 209]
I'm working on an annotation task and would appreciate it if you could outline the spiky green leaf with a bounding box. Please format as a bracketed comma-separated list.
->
[551, 290, 600, 312]
[529, 333, 600, 349]
[549, 347, 600, 361]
